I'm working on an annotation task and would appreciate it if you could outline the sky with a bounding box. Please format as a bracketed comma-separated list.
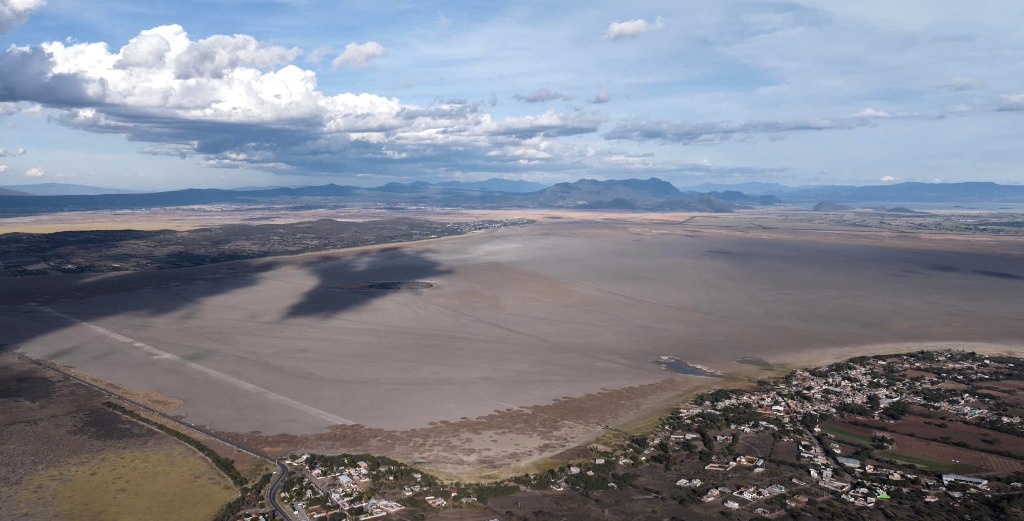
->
[0, 0, 1022, 191]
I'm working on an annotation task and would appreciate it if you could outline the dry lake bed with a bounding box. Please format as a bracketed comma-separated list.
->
[2, 214, 1023, 477]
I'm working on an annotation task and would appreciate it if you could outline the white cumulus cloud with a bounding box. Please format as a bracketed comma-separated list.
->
[880, 175, 899, 183]
[0, 164, 9, 173]
[24, 166, 43, 177]
[332, 41, 385, 69]
[0, 0, 44, 34]
[0, 26, 624, 178]
[605, 16, 664, 40]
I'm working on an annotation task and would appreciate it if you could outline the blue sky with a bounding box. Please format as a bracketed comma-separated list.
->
[1, 0, 1022, 190]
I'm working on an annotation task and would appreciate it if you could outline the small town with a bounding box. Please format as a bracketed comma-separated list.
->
[238, 350, 1024, 520]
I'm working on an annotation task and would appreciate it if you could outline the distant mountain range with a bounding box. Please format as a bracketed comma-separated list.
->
[0, 183, 135, 196]
[0, 178, 1021, 216]
[0, 188, 30, 196]
[0, 177, 750, 214]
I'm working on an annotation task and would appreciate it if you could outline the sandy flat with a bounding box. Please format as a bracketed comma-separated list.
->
[2, 216, 1023, 476]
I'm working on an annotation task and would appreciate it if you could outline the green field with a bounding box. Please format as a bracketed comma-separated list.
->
[819, 422, 872, 444]
[21, 442, 237, 521]
[876, 450, 981, 474]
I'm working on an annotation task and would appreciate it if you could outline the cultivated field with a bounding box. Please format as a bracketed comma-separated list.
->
[822, 417, 1024, 476]
[2, 212, 1024, 477]
[880, 434, 1024, 474]
[856, 415, 1024, 458]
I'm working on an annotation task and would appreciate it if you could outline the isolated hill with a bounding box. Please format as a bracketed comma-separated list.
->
[0, 183, 134, 196]
[812, 201, 852, 212]
[884, 206, 923, 214]
[785, 182, 1024, 203]
[0, 188, 31, 196]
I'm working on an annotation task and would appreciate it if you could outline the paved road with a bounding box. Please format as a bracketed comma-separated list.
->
[268, 461, 299, 521]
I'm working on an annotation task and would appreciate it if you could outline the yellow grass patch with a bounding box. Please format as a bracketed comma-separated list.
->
[21, 442, 236, 521]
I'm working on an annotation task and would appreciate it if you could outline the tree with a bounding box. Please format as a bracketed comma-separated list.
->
[867, 393, 882, 411]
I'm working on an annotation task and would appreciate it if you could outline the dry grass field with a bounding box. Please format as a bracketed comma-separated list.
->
[17, 444, 237, 521]
[0, 352, 239, 520]
[2, 210, 1024, 478]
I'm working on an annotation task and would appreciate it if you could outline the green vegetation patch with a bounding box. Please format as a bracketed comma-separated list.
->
[876, 450, 982, 474]
[820, 422, 873, 444]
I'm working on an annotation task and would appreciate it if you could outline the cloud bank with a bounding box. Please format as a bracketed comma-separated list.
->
[0, 26, 629, 178]
[0, 23, 894, 182]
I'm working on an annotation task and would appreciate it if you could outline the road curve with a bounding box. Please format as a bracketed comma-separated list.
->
[269, 461, 298, 521]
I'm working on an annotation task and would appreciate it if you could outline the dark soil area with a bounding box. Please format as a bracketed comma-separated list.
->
[0, 374, 54, 401]
[0, 217, 531, 276]
[74, 409, 155, 441]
